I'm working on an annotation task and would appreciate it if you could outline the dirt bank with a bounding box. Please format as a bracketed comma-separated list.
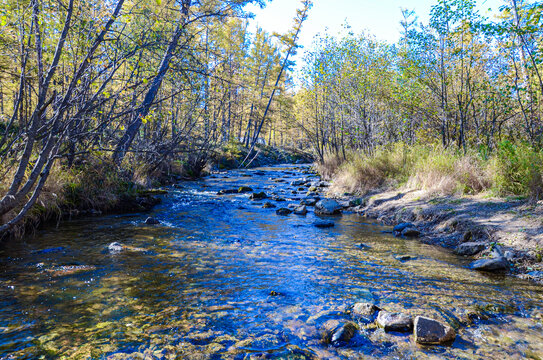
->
[339, 188, 543, 281]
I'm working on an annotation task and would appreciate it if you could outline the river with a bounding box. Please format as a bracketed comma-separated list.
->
[1, 165, 543, 359]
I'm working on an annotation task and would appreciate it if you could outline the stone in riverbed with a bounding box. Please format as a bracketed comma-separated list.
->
[322, 320, 358, 346]
[393, 222, 414, 234]
[413, 316, 456, 345]
[294, 205, 308, 215]
[352, 302, 379, 322]
[315, 199, 342, 215]
[276, 208, 293, 216]
[291, 179, 308, 186]
[401, 227, 420, 238]
[108, 242, 123, 253]
[145, 217, 160, 225]
[454, 242, 486, 256]
[301, 197, 318, 206]
[250, 192, 267, 200]
[376, 311, 413, 332]
[238, 186, 253, 193]
[314, 221, 335, 228]
[469, 257, 509, 272]
[262, 202, 276, 209]
[217, 189, 238, 195]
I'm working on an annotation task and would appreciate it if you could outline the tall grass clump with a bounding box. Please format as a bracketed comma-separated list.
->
[491, 141, 543, 200]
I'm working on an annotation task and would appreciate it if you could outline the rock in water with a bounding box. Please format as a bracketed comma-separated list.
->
[108, 242, 123, 253]
[376, 311, 413, 332]
[454, 242, 486, 256]
[413, 316, 456, 345]
[393, 223, 414, 234]
[294, 205, 308, 215]
[322, 320, 358, 346]
[352, 302, 379, 322]
[250, 192, 267, 200]
[401, 227, 420, 238]
[301, 197, 318, 206]
[315, 199, 342, 215]
[262, 202, 276, 209]
[145, 217, 160, 225]
[276, 208, 293, 216]
[469, 257, 509, 272]
[314, 221, 335, 228]
[238, 186, 253, 193]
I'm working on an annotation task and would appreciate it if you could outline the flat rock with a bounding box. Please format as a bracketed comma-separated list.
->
[238, 186, 253, 193]
[455, 242, 486, 256]
[315, 199, 342, 215]
[414, 316, 456, 345]
[469, 257, 509, 272]
[250, 192, 267, 200]
[376, 311, 413, 332]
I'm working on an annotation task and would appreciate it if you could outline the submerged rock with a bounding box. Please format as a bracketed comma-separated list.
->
[294, 205, 308, 215]
[314, 221, 335, 228]
[470, 257, 509, 272]
[315, 199, 342, 215]
[376, 311, 413, 332]
[455, 242, 486, 256]
[145, 217, 160, 225]
[413, 316, 456, 345]
[276, 208, 293, 216]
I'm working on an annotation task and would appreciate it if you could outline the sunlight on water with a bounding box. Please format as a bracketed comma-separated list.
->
[1, 165, 543, 359]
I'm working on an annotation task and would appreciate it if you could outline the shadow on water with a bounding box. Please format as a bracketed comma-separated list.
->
[1, 164, 543, 359]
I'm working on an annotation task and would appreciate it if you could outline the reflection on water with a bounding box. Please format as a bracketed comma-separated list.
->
[1, 165, 543, 359]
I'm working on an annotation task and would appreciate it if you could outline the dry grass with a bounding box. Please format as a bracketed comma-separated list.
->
[322, 144, 496, 197]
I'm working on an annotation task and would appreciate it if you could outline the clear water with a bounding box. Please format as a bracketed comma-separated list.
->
[1, 165, 542, 359]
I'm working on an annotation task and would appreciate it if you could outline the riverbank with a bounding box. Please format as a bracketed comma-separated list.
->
[0, 144, 313, 241]
[330, 186, 543, 282]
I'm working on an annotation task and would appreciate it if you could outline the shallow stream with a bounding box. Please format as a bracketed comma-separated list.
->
[1, 165, 543, 359]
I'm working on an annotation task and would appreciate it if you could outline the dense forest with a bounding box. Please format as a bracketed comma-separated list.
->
[1, 0, 543, 236]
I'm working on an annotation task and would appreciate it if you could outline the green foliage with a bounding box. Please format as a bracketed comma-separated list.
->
[492, 141, 543, 199]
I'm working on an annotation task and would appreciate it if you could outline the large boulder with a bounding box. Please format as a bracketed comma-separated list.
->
[413, 316, 456, 345]
[315, 199, 342, 215]
[401, 227, 420, 238]
[455, 242, 486, 256]
[469, 257, 509, 272]
[376, 311, 413, 332]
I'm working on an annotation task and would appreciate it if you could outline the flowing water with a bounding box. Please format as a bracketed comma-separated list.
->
[1, 165, 543, 359]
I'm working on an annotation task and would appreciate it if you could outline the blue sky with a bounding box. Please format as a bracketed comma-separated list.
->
[245, 0, 505, 77]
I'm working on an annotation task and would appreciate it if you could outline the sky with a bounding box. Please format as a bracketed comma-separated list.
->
[245, 0, 505, 78]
